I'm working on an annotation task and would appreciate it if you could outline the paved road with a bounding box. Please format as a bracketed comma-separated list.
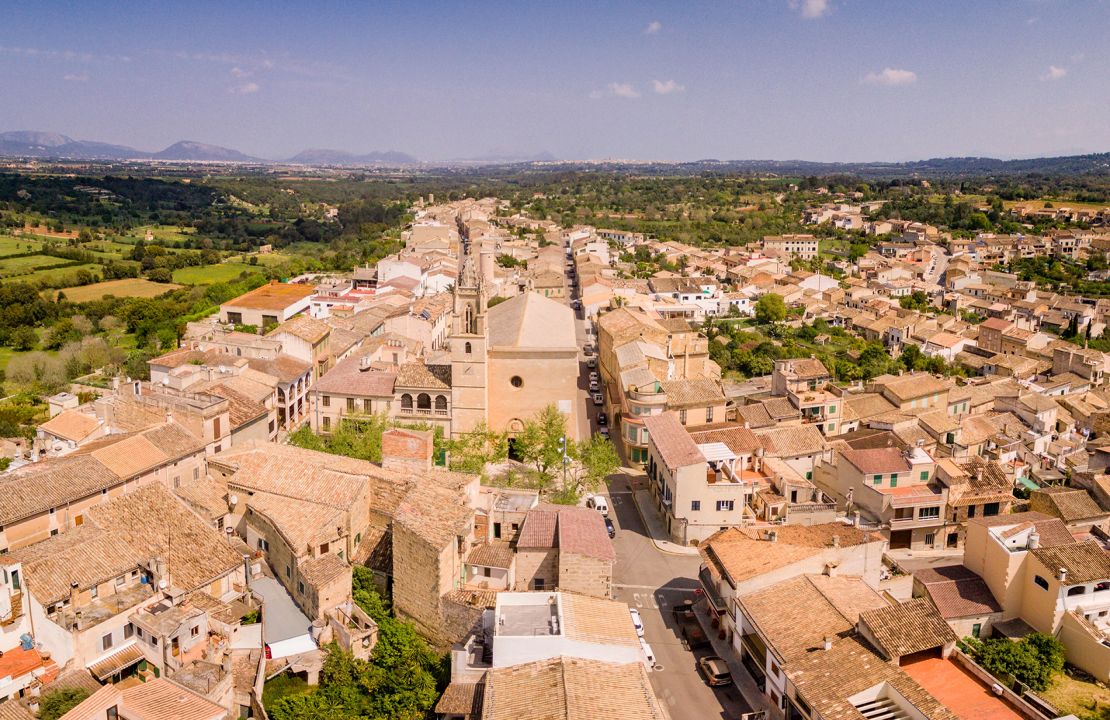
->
[604, 473, 751, 719]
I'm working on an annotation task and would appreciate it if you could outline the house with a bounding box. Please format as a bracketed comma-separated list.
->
[762, 234, 819, 260]
[912, 564, 1003, 639]
[1029, 486, 1110, 534]
[219, 281, 315, 328]
[512, 505, 615, 597]
[56, 676, 225, 720]
[311, 353, 397, 434]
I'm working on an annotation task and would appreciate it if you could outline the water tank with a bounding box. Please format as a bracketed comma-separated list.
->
[20, 633, 34, 650]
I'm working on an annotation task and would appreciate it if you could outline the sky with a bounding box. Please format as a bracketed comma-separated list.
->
[1, 0, 1108, 163]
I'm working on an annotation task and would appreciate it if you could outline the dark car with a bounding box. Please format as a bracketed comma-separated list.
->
[672, 603, 697, 624]
[597, 412, 608, 426]
[604, 517, 616, 539]
[681, 622, 711, 650]
[697, 656, 733, 687]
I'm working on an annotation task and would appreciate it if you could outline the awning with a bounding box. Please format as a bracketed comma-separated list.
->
[1019, 477, 1040, 490]
[87, 642, 144, 680]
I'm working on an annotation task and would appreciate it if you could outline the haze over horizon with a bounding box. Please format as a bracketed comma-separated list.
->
[2, 0, 1108, 163]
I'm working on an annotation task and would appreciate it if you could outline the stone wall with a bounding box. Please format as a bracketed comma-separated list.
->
[514, 548, 558, 591]
[559, 552, 613, 599]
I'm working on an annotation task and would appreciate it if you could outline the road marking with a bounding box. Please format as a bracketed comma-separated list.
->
[615, 583, 699, 591]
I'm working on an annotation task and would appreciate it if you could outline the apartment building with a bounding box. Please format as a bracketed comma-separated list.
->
[761, 234, 819, 261]
[218, 281, 315, 328]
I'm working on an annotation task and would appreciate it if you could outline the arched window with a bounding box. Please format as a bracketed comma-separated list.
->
[401, 393, 413, 410]
[464, 342, 472, 354]
[417, 393, 431, 410]
[435, 395, 448, 412]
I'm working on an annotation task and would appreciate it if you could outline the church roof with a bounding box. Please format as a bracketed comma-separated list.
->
[487, 291, 577, 350]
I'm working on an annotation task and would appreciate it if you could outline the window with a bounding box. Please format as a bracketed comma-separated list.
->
[322, 395, 330, 408]
[285, 566, 291, 579]
[464, 342, 472, 354]
[319, 542, 329, 554]
[1034, 575, 1049, 590]
[627, 425, 638, 443]
[920, 470, 929, 481]
[107, 706, 119, 720]
[705, 407, 714, 423]
[691, 500, 701, 512]
[828, 405, 836, 414]
[298, 581, 305, 595]
[533, 578, 545, 591]
[227, 312, 243, 324]
[347, 397, 356, 412]
[401, 394, 413, 411]
[971, 623, 982, 638]
[984, 502, 1000, 516]
[918, 506, 940, 519]
[194, 467, 200, 481]
[827, 422, 835, 431]
[716, 500, 735, 512]
[482, 567, 492, 578]
[213, 417, 221, 437]
[924, 532, 935, 546]
[872, 475, 883, 485]
[322, 416, 331, 431]
[679, 409, 687, 425]
[102, 633, 113, 651]
[90, 584, 98, 598]
[124, 623, 134, 639]
[889, 475, 898, 488]
[510, 376, 523, 388]
[115, 575, 126, 588]
[364, 399, 372, 413]
[257, 538, 269, 552]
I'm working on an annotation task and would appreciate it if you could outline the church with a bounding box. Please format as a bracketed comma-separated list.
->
[449, 254, 583, 442]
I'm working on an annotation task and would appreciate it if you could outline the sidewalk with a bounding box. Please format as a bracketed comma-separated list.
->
[629, 485, 700, 557]
[692, 599, 779, 719]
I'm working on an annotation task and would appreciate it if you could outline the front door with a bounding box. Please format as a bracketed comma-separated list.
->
[889, 530, 912, 549]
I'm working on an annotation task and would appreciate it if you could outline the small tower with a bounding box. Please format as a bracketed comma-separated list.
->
[449, 256, 489, 437]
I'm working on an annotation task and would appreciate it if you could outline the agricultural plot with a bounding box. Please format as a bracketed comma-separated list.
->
[19, 263, 103, 285]
[0, 236, 44, 256]
[52, 278, 183, 302]
[0, 254, 75, 278]
[173, 263, 262, 285]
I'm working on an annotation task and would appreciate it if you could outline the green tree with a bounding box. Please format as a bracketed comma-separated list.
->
[40, 688, 92, 720]
[969, 632, 1065, 692]
[8, 326, 38, 351]
[755, 293, 787, 325]
[514, 404, 569, 480]
[444, 420, 509, 474]
[573, 433, 620, 492]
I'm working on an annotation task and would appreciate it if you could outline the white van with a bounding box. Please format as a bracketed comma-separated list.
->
[640, 638, 656, 668]
[586, 494, 609, 516]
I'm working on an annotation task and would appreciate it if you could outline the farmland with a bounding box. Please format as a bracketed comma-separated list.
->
[173, 263, 262, 285]
[51, 278, 183, 302]
[0, 254, 81, 278]
[0, 236, 44, 256]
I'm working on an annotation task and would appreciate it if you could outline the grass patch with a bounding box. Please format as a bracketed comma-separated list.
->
[0, 255, 72, 276]
[229, 253, 290, 268]
[1040, 668, 1110, 720]
[50, 278, 183, 302]
[130, 225, 197, 243]
[0, 236, 44, 256]
[16, 263, 104, 285]
[173, 263, 262, 285]
[262, 673, 312, 709]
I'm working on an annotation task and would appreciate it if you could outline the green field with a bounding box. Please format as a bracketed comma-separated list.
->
[229, 252, 289, 268]
[51, 278, 183, 302]
[0, 236, 45, 256]
[127, 225, 197, 244]
[0, 255, 73, 277]
[173, 263, 262, 285]
[19, 263, 103, 285]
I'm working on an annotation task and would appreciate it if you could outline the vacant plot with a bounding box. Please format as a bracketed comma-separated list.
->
[0, 236, 44, 256]
[173, 263, 261, 285]
[0, 255, 73, 277]
[53, 278, 182, 302]
[1041, 670, 1110, 720]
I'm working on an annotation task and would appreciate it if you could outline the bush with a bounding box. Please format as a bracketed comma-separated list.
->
[968, 632, 1065, 691]
[40, 687, 92, 720]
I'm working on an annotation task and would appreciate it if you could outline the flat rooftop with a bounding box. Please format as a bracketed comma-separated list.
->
[902, 656, 1022, 720]
[222, 282, 315, 311]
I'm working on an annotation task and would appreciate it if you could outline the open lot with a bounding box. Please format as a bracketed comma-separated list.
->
[0, 236, 45, 256]
[51, 278, 182, 302]
[1040, 670, 1110, 720]
[173, 263, 262, 285]
[0, 254, 74, 277]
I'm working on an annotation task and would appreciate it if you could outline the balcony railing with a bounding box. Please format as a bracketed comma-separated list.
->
[890, 514, 943, 529]
[399, 407, 450, 417]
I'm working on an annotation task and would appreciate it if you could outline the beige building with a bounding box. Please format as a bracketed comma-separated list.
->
[761, 233, 819, 260]
[512, 505, 615, 597]
[219, 281, 315, 328]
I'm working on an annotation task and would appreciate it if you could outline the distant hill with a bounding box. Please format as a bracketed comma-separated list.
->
[452, 150, 559, 164]
[287, 148, 418, 165]
[152, 141, 258, 162]
[0, 131, 146, 160]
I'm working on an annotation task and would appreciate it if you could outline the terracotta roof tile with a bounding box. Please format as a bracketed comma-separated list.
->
[1030, 541, 1110, 584]
[859, 597, 958, 659]
[643, 412, 704, 468]
[38, 410, 101, 443]
[914, 565, 1002, 619]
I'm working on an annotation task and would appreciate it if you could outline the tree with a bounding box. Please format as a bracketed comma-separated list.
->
[755, 293, 787, 325]
[8, 326, 38, 351]
[514, 404, 569, 479]
[573, 433, 620, 492]
[40, 688, 92, 720]
[444, 420, 509, 474]
[968, 632, 1064, 692]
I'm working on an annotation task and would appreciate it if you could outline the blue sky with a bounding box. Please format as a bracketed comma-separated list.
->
[1, 0, 1107, 162]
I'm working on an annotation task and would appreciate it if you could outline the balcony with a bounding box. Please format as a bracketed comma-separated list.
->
[398, 406, 450, 417]
[890, 512, 944, 530]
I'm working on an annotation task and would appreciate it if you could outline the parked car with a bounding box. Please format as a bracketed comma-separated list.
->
[586, 494, 609, 516]
[586, 357, 597, 369]
[589, 380, 599, 392]
[605, 516, 617, 539]
[672, 603, 697, 624]
[583, 343, 594, 355]
[597, 412, 608, 426]
[598, 427, 610, 440]
[640, 639, 656, 667]
[589, 371, 599, 382]
[697, 656, 732, 687]
[681, 622, 711, 650]
[628, 607, 644, 637]
[592, 393, 604, 405]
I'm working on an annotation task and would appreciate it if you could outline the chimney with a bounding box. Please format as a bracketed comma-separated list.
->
[1058, 567, 1068, 584]
[359, 355, 373, 371]
[1028, 532, 1040, 550]
[823, 636, 833, 651]
[69, 581, 80, 609]
[381, 428, 434, 473]
[976, 467, 984, 482]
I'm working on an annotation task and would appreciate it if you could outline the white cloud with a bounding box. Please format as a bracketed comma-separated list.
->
[229, 81, 260, 95]
[789, 0, 830, 19]
[862, 67, 917, 86]
[63, 72, 89, 82]
[230, 66, 252, 78]
[644, 20, 662, 35]
[1041, 65, 1067, 81]
[652, 79, 685, 95]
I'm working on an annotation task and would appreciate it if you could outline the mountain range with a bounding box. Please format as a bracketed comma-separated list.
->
[0, 131, 416, 165]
